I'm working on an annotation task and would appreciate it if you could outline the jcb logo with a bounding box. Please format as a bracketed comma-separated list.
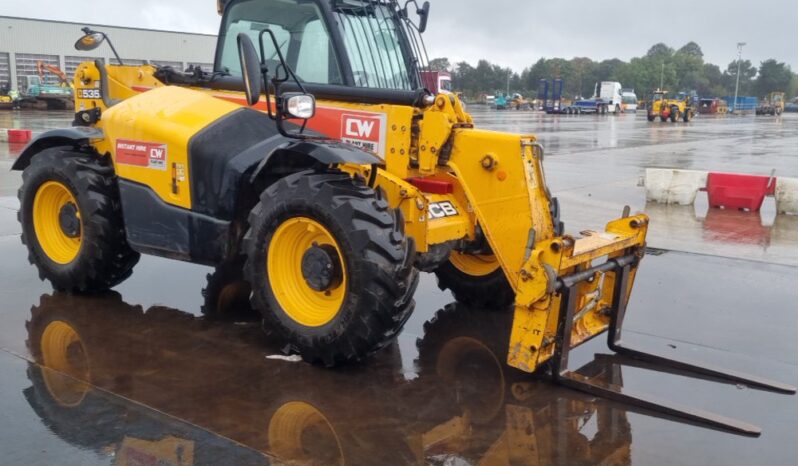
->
[342, 115, 379, 140]
[428, 201, 458, 219]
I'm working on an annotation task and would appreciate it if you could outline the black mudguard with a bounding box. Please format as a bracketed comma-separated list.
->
[11, 127, 104, 171]
[188, 108, 381, 221]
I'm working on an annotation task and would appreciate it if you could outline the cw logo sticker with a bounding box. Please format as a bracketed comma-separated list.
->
[344, 117, 376, 138]
[340, 113, 383, 155]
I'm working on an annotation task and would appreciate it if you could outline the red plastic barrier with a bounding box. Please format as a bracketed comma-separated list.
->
[706, 172, 776, 211]
[7, 129, 32, 143]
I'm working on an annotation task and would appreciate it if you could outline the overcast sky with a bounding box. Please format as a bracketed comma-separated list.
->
[1, 0, 794, 72]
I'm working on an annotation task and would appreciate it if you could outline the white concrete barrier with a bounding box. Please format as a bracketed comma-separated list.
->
[644, 168, 708, 205]
[775, 177, 798, 215]
[0, 128, 8, 142]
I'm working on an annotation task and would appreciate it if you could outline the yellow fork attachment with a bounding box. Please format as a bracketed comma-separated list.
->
[508, 214, 648, 373]
[443, 130, 794, 436]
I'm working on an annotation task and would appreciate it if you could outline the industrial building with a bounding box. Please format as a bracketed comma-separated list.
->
[0, 16, 217, 91]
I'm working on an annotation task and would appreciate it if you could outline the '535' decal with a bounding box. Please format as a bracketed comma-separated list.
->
[78, 88, 102, 99]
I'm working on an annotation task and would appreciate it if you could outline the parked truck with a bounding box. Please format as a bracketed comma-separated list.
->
[420, 70, 452, 95]
[574, 81, 623, 114]
[621, 88, 637, 113]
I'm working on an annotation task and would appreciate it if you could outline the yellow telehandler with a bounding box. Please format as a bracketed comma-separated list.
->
[12, 0, 792, 435]
[647, 89, 695, 122]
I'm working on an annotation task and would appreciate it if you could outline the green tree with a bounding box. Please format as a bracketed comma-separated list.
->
[754, 59, 792, 97]
[446, 41, 795, 100]
[723, 60, 757, 95]
[677, 41, 703, 58]
[428, 57, 451, 72]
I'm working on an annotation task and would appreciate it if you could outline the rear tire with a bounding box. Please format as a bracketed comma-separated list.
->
[18, 148, 139, 292]
[201, 261, 258, 321]
[243, 171, 418, 366]
[647, 111, 656, 122]
[435, 253, 514, 310]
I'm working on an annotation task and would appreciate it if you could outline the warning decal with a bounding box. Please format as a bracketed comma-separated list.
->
[116, 139, 168, 170]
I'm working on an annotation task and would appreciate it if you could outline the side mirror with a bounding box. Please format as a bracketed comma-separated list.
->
[282, 93, 316, 120]
[74, 32, 105, 51]
[417, 1, 430, 33]
[237, 33, 262, 106]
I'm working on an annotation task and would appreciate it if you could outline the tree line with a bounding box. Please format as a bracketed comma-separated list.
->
[429, 42, 796, 100]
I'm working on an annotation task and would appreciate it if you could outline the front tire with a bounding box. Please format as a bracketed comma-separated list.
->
[670, 106, 679, 122]
[243, 171, 418, 366]
[434, 252, 514, 310]
[18, 148, 139, 292]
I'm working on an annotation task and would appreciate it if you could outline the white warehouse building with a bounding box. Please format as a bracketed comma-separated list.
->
[0, 16, 217, 91]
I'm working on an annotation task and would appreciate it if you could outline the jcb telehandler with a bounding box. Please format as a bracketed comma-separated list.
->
[12, 0, 793, 435]
[647, 89, 695, 122]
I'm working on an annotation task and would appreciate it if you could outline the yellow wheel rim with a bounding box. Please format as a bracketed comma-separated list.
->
[267, 217, 347, 327]
[32, 181, 82, 264]
[268, 401, 344, 465]
[449, 252, 501, 277]
[40, 320, 90, 407]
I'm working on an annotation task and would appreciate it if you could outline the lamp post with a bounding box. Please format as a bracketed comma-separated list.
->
[732, 42, 746, 114]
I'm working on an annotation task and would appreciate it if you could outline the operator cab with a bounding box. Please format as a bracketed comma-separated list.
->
[215, 0, 430, 92]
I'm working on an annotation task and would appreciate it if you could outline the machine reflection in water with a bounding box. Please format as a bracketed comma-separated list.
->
[24, 269, 634, 466]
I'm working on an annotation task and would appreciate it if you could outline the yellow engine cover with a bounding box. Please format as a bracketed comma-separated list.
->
[98, 86, 241, 209]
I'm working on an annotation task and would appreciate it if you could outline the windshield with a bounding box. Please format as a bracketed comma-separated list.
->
[333, 2, 414, 89]
[217, 0, 343, 85]
[622, 94, 636, 104]
[440, 77, 452, 91]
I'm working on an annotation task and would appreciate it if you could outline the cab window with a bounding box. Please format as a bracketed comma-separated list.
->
[217, 0, 342, 85]
[333, 3, 413, 89]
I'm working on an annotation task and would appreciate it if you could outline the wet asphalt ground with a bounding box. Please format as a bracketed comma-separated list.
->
[1, 108, 797, 465]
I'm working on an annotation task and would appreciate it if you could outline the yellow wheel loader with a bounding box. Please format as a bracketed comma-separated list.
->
[647, 89, 695, 122]
[12, 0, 793, 434]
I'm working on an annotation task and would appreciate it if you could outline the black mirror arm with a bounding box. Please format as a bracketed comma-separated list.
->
[258, 28, 318, 140]
[258, 29, 307, 95]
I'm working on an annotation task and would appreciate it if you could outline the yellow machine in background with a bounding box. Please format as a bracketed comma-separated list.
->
[647, 89, 695, 122]
[11, 0, 793, 435]
[756, 91, 785, 115]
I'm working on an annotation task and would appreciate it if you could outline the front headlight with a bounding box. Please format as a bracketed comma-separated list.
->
[283, 93, 316, 119]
